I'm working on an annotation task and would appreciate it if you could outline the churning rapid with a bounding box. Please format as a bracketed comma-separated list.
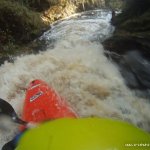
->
[0, 10, 150, 147]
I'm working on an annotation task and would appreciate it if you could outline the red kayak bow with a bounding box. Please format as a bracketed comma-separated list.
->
[22, 80, 77, 125]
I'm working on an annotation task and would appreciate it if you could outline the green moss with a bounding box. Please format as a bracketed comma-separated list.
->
[0, 0, 46, 44]
[0, 0, 49, 64]
[12, 0, 59, 11]
[119, 10, 150, 32]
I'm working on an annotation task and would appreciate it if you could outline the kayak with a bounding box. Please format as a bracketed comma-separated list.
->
[1, 79, 78, 150]
[3, 79, 150, 150]
[16, 80, 150, 150]
[21, 79, 77, 126]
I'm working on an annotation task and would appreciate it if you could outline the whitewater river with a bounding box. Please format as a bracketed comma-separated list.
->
[0, 10, 150, 148]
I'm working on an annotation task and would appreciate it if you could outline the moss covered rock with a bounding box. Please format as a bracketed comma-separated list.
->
[104, 0, 150, 54]
[0, 0, 47, 44]
[13, 0, 60, 12]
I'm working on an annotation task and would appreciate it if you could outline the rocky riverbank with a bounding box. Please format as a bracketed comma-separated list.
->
[103, 0, 150, 89]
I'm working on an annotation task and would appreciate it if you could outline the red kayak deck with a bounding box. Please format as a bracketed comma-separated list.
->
[22, 80, 77, 124]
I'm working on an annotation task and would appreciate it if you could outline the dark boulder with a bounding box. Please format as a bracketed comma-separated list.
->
[118, 51, 150, 89]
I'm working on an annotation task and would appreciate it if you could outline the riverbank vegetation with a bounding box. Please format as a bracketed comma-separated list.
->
[0, 0, 122, 64]
[103, 0, 150, 55]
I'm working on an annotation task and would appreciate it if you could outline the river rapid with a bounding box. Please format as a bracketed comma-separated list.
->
[0, 10, 150, 148]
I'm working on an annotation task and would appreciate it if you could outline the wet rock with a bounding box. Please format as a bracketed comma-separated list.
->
[123, 51, 150, 88]
[110, 51, 150, 89]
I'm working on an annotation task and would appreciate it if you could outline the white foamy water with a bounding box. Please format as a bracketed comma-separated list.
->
[0, 10, 150, 148]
